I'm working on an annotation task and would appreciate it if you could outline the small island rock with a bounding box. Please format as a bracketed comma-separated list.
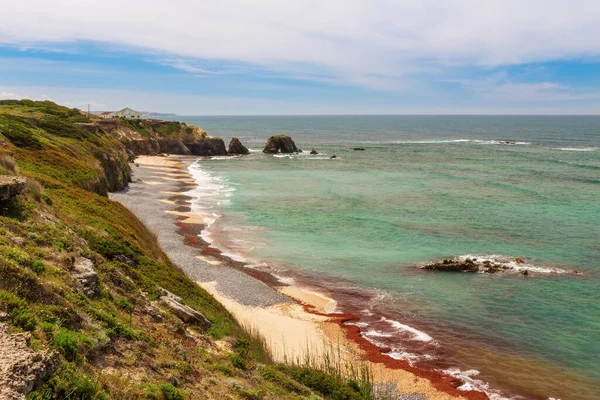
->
[262, 135, 299, 153]
[310, 149, 318, 155]
[228, 137, 250, 155]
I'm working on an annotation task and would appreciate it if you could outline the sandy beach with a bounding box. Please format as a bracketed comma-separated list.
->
[110, 155, 486, 400]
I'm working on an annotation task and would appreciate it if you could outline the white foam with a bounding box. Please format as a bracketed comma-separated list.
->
[364, 329, 393, 338]
[381, 317, 433, 342]
[391, 139, 531, 145]
[458, 254, 570, 274]
[556, 147, 597, 152]
[443, 368, 524, 400]
[384, 350, 434, 364]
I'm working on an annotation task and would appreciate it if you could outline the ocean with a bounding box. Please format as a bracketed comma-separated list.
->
[169, 115, 600, 400]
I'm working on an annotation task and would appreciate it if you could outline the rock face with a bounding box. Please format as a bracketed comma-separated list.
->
[159, 140, 192, 155]
[0, 323, 60, 400]
[228, 137, 249, 155]
[71, 257, 98, 297]
[0, 176, 27, 201]
[262, 135, 299, 153]
[160, 289, 212, 330]
[187, 135, 228, 156]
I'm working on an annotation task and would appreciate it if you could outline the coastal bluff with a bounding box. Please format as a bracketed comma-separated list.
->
[95, 119, 229, 157]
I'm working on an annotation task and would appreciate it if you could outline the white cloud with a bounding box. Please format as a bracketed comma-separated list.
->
[448, 74, 600, 102]
[0, 91, 21, 100]
[1, 1, 600, 90]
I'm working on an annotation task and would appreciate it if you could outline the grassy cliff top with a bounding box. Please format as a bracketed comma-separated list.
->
[0, 100, 375, 399]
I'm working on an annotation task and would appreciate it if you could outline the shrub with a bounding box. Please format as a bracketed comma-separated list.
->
[0, 155, 17, 174]
[42, 194, 53, 205]
[38, 117, 88, 140]
[230, 353, 247, 370]
[115, 297, 133, 313]
[26, 180, 43, 202]
[28, 364, 104, 400]
[0, 115, 42, 149]
[10, 305, 37, 331]
[52, 330, 79, 361]
[31, 259, 45, 274]
[145, 383, 184, 400]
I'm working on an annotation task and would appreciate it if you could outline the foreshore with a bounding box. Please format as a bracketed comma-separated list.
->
[110, 155, 487, 400]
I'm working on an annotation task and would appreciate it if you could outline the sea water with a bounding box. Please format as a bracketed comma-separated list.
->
[171, 115, 600, 400]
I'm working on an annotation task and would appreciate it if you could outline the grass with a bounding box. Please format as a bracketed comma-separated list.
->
[1, 99, 382, 400]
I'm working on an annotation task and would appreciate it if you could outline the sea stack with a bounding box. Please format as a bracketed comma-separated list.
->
[262, 135, 299, 153]
[228, 137, 250, 155]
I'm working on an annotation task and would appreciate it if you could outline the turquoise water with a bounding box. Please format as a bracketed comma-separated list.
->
[177, 116, 600, 400]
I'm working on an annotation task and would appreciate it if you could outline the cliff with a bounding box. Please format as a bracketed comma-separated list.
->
[0, 100, 371, 399]
[95, 119, 228, 157]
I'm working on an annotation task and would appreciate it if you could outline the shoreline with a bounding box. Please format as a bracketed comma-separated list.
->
[110, 155, 488, 400]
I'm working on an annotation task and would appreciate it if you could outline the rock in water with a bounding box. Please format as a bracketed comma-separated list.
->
[353, 147, 365, 151]
[0, 176, 27, 201]
[187, 135, 228, 156]
[71, 257, 98, 297]
[330, 155, 337, 159]
[262, 135, 299, 153]
[310, 149, 318, 155]
[0, 323, 60, 400]
[421, 258, 480, 273]
[228, 137, 250, 155]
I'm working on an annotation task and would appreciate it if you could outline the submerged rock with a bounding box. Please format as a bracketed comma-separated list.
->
[0, 176, 27, 201]
[0, 323, 60, 400]
[353, 147, 365, 151]
[160, 288, 212, 330]
[262, 135, 299, 153]
[228, 137, 250, 155]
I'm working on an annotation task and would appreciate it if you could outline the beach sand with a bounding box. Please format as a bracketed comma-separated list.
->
[111, 155, 486, 400]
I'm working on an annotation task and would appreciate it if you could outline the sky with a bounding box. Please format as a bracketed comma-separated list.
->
[1, 0, 600, 115]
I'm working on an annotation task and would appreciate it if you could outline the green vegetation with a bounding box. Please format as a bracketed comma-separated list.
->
[0, 100, 378, 399]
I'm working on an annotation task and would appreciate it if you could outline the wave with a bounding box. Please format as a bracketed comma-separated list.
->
[457, 254, 572, 274]
[381, 317, 434, 342]
[556, 147, 598, 152]
[354, 139, 533, 145]
[443, 368, 525, 400]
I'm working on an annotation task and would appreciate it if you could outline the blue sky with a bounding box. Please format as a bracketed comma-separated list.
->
[1, 0, 600, 115]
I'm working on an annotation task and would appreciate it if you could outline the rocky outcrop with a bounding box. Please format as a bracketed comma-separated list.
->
[262, 135, 299, 153]
[421, 257, 529, 274]
[228, 137, 249, 155]
[187, 135, 227, 156]
[0, 323, 60, 400]
[96, 151, 132, 193]
[159, 289, 212, 330]
[95, 118, 229, 156]
[0, 176, 27, 201]
[159, 140, 192, 155]
[71, 257, 98, 297]
[421, 258, 481, 273]
[310, 149, 318, 155]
